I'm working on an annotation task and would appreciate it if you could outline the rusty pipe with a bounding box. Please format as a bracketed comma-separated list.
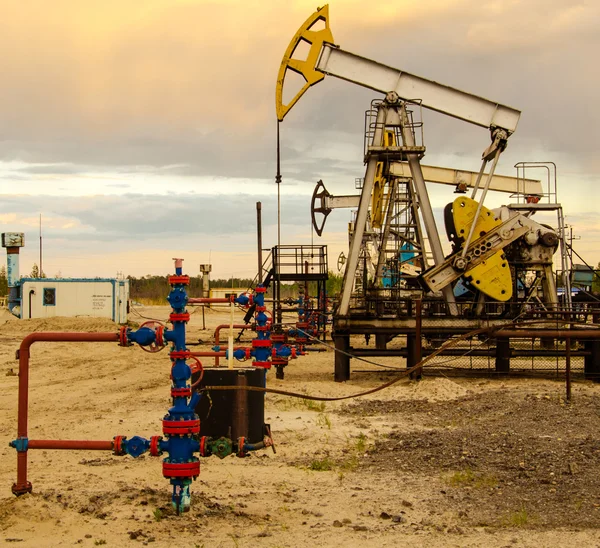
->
[214, 324, 254, 366]
[492, 329, 600, 339]
[15, 332, 119, 494]
[188, 297, 233, 304]
[28, 440, 114, 451]
[190, 351, 226, 358]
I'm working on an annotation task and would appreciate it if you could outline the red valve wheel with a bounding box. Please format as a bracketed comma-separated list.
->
[263, 310, 273, 330]
[188, 356, 204, 388]
[139, 321, 167, 353]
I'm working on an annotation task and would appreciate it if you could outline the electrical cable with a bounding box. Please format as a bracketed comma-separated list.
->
[200, 317, 596, 402]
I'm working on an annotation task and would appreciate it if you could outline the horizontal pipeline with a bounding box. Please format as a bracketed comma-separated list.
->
[28, 440, 113, 451]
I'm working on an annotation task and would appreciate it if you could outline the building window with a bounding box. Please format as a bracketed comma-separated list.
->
[43, 288, 56, 306]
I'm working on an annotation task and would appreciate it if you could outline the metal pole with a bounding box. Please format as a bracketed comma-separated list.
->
[275, 121, 282, 324]
[415, 298, 423, 379]
[566, 335, 571, 403]
[461, 149, 501, 259]
[276, 121, 281, 251]
[338, 103, 387, 316]
[39, 214, 42, 277]
[228, 301, 234, 369]
[256, 202, 263, 284]
[470, 159, 489, 200]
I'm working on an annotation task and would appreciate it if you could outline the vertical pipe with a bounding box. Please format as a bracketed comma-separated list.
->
[304, 260, 309, 303]
[495, 337, 511, 374]
[334, 334, 351, 382]
[7, 247, 21, 316]
[228, 301, 234, 369]
[39, 214, 43, 278]
[256, 202, 263, 284]
[414, 299, 423, 379]
[231, 371, 248, 441]
[13, 332, 119, 495]
[566, 336, 571, 403]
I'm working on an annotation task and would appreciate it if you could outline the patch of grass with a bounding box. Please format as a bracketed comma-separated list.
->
[448, 468, 475, 486]
[355, 432, 367, 453]
[339, 454, 358, 472]
[316, 413, 331, 429]
[153, 508, 163, 522]
[304, 399, 326, 412]
[447, 468, 497, 489]
[504, 506, 530, 527]
[309, 457, 335, 471]
[275, 397, 326, 412]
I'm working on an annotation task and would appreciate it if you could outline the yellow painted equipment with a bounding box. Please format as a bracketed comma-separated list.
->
[371, 130, 397, 229]
[452, 197, 512, 301]
[276, 6, 334, 121]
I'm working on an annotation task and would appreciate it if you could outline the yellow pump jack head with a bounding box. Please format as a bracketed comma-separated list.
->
[276, 5, 335, 121]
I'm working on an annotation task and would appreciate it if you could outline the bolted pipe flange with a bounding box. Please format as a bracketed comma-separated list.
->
[385, 91, 400, 104]
[453, 256, 468, 272]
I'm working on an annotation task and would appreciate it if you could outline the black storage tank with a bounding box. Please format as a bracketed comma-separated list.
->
[193, 367, 266, 444]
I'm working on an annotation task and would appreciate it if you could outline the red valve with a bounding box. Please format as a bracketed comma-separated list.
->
[150, 436, 162, 456]
[139, 321, 167, 353]
[113, 435, 126, 456]
[118, 326, 129, 347]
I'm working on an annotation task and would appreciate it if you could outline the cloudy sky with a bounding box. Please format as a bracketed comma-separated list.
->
[0, 0, 597, 280]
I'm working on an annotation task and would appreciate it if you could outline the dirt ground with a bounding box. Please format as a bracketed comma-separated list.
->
[0, 304, 599, 547]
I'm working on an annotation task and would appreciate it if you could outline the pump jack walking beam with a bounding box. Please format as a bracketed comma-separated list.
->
[276, 6, 520, 135]
[314, 45, 520, 133]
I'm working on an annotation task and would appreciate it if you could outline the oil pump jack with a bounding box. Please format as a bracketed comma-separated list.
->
[277, 6, 578, 381]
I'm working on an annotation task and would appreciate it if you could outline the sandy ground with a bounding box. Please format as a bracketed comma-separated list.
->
[0, 305, 599, 547]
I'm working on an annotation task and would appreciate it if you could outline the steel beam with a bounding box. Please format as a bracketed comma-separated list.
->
[316, 44, 521, 132]
[338, 104, 387, 316]
[389, 162, 542, 195]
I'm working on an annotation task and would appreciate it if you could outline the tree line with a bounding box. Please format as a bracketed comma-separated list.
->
[127, 273, 344, 304]
[0, 266, 343, 303]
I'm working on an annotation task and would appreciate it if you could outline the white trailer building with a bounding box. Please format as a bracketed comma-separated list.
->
[19, 278, 129, 323]
[208, 287, 246, 308]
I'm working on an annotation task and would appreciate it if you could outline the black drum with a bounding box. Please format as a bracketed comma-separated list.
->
[193, 367, 266, 444]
